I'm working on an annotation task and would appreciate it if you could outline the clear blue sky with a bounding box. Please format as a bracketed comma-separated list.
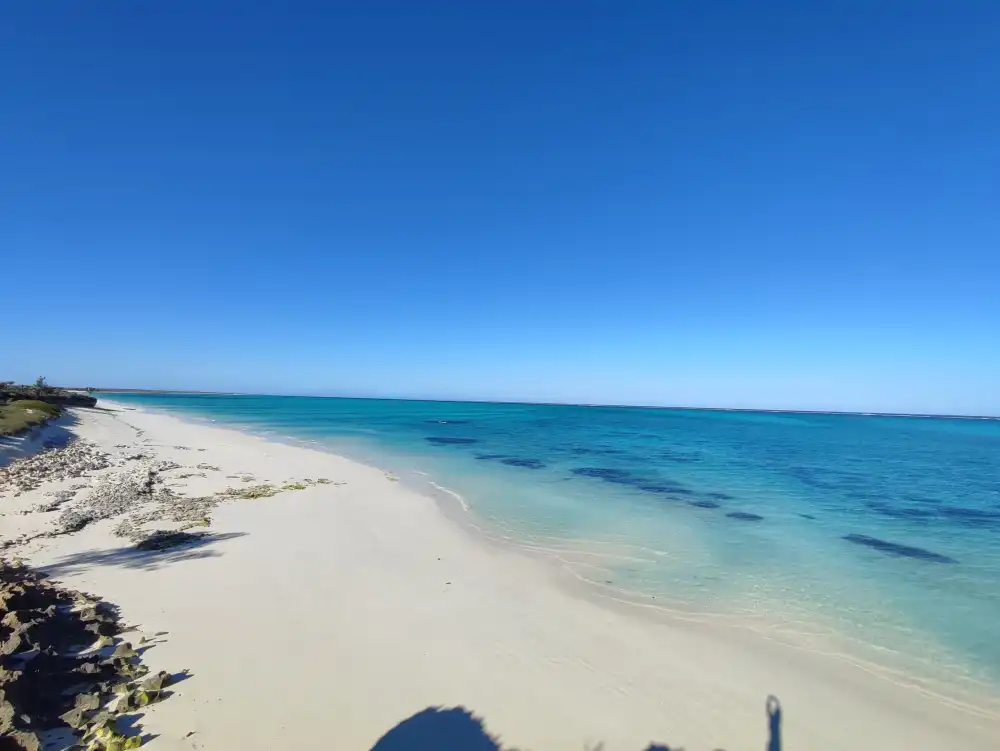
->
[3, 1, 999, 415]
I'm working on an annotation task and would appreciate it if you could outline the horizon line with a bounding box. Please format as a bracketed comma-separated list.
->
[85, 387, 1000, 421]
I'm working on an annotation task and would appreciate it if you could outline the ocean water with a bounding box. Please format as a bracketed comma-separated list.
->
[102, 393, 1000, 707]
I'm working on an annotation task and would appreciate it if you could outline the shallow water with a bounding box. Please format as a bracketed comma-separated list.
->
[102, 393, 1000, 704]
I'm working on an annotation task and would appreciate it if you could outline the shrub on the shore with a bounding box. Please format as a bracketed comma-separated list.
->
[0, 379, 98, 408]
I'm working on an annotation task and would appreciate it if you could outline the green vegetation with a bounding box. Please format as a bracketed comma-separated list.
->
[0, 399, 63, 436]
[12, 399, 62, 417]
[222, 483, 279, 499]
[1, 376, 98, 409]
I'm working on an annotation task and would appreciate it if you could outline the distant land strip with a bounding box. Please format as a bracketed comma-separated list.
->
[82, 390, 998, 420]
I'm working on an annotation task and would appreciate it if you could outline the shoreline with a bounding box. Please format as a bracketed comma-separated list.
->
[3, 401, 999, 750]
[119, 400, 1000, 716]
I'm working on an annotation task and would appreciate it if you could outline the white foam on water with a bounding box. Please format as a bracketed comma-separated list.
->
[428, 480, 471, 511]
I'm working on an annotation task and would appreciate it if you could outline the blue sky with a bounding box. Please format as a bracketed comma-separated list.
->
[3, 1, 999, 414]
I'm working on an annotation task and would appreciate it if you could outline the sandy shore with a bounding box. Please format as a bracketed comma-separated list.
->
[3, 402, 998, 750]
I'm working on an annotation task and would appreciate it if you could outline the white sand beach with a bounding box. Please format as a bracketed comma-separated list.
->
[3, 402, 999, 751]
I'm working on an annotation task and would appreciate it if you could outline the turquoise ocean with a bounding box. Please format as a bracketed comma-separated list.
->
[102, 393, 1000, 708]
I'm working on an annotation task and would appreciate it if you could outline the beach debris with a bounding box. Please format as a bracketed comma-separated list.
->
[22, 489, 77, 514]
[4, 435, 334, 557]
[222, 483, 278, 500]
[195, 463, 220, 471]
[220, 477, 337, 501]
[0, 440, 111, 496]
[54, 510, 94, 534]
[52, 464, 160, 535]
[0, 559, 176, 747]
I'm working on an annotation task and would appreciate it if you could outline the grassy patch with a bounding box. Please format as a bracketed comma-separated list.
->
[0, 400, 63, 436]
[12, 400, 62, 417]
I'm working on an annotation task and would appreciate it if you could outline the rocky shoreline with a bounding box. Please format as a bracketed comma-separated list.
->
[1, 559, 178, 751]
[1, 415, 336, 750]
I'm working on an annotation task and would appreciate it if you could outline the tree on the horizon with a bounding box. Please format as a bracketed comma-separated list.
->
[33, 376, 50, 398]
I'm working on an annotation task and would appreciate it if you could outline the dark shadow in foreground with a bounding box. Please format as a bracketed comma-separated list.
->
[766, 695, 782, 751]
[41, 532, 248, 576]
[369, 696, 782, 751]
[370, 707, 500, 751]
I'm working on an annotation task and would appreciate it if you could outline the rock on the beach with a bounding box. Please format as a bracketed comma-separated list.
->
[0, 560, 174, 744]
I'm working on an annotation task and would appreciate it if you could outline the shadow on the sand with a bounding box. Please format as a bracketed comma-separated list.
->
[369, 696, 782, 751]
[370, 707, 501, 751]
[766, 695, 782, 751]
[41, 532, 247, 576]
[0, 412, 79, 467]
